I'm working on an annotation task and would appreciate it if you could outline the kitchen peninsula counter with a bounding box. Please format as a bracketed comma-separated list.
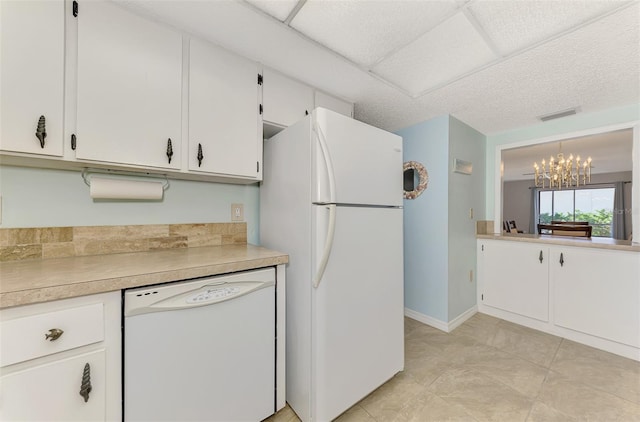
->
[477, 233, 640, 252]
[0, 244, 288, 309]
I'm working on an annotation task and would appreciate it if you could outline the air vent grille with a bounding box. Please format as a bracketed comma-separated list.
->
[538, 107, 579, 122]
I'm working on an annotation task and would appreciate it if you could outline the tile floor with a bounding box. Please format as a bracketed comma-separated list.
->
[266, 313, 640, 422]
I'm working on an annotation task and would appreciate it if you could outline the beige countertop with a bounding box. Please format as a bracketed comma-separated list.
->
[477, 233, 640, 252]
[0, 244, 288, 309]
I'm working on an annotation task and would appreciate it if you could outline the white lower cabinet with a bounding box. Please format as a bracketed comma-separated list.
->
[1, 350, 106, 421]
[480, 241, 549, 322]
[478, 239, 640, 360]
[551, 246, 640, 348]
[0, 292, 121, 421]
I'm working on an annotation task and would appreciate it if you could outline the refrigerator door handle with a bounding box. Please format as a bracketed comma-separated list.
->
[313, 117, 337, 203]
[313, 204, 336, 288]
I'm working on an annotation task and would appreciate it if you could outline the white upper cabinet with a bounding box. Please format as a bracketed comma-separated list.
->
[188, 39, 261, 179]
[315, 91, 353, 119]
[262, 68, 314, 128]
[76, 1, 182, 170]
[0, 0, 64, 157]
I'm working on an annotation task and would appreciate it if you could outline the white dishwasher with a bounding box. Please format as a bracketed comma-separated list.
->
[123, 268, 276, 422]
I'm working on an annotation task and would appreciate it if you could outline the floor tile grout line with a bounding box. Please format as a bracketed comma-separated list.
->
[546, 339, 640, 406]
[455, 324, 558, 374]
[548, 337, 564, 368]
[547, 366, 640, 408]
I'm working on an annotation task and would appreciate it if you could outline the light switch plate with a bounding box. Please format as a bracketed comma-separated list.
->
[231, 203, 244, 221]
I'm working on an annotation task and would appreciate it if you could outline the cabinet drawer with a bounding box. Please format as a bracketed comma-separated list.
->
[0, 349, 106, 421]
[1, 303, 104, 367]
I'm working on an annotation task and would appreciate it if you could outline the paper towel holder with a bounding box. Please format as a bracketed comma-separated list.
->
[81, 168, 170, 191]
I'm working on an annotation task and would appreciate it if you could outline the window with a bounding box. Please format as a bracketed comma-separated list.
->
[538, 188, 615, 237]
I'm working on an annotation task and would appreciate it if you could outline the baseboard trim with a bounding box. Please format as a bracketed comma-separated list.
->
[404, 306, 477, 333]
[448, 306, 478, 331]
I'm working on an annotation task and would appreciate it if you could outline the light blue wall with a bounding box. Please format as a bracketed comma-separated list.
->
[485, 103, 640, 219]
[396, 115, 449, 322]
[0, 166, 260, 244]
[448, 117, 485, 321]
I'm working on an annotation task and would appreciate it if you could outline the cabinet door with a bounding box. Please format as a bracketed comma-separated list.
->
[480, 241, 549, 322]
[189, 39, 261, 178]
[551, 247, 640, 348]
[0, 350, 106, 421]
[315, 91, 353, 118]
[76, 1, 182, 169]
[0, 0, 64, 156]
[262, 69, 313, 127]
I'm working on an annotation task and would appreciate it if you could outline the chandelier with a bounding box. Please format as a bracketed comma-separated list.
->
[533, 143, 592, 189]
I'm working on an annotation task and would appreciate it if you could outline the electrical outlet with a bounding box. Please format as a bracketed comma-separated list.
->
[231, 203, 244, 222]
[469, 208, 474, 219]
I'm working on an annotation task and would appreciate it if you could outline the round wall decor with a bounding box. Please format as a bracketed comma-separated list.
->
[403, 161, 428, 199]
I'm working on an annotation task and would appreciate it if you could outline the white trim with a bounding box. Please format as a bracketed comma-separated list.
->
[493, 120, 640, 235]
[405, 308, 449, 331]
[404, 306, 477, 333]
[633, 123, 639, 245]
[448, 306, 478, 331]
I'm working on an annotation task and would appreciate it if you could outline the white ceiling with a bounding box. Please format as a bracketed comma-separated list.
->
[116, 0, 640, 134]
[501, 128, 634, 181]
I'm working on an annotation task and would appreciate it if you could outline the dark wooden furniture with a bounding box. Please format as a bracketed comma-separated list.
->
[538, 223, 592, 237]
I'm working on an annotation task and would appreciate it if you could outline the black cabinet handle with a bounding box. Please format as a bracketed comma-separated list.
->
[559, 252, 564, 267]
[197, 143, 204, 167]
[166, 138, 173, 164]
[539, 250, 543, 263]
[79, 363, 92, 403]
[35, 115, 47, 148]
[305, 110, 309, 116]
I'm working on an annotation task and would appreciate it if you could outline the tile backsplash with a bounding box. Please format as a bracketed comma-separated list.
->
[0, 223, 247, 262]
[475, 220, 495, 235]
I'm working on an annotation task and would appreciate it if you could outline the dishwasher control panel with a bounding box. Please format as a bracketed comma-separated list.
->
[123, 268, 276, 317]
[187, 287, 240, 304]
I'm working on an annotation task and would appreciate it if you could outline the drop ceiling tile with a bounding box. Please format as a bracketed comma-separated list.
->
[245, 0, 299, 21]
[396, 4, 638, 134]
[290, 0, 460, 67]
[372, 12, 497, 96]
[468, 0, 627, 55]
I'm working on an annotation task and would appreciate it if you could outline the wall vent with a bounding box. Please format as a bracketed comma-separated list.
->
[537, 107, 580, 122]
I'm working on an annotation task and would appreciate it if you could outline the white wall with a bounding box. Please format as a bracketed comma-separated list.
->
[0, 166, 260, 244]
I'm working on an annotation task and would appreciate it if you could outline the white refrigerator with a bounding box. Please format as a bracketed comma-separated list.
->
[260, 108, 404, 422]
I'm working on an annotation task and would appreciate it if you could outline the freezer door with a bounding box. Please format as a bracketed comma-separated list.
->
[312, 205, 404, 422]
[312, 108, 403, 207]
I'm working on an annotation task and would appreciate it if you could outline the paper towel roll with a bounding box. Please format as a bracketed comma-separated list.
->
[89, 177, 164, 200]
